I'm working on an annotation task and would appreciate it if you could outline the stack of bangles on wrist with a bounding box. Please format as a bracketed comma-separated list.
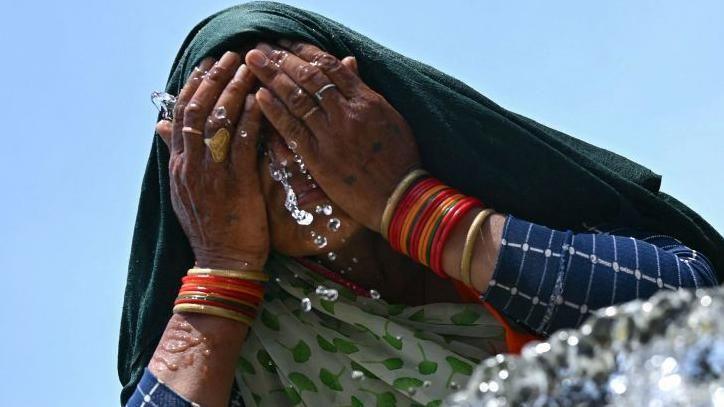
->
[381, 169, 497, 287]
[173, 267, 268, 326]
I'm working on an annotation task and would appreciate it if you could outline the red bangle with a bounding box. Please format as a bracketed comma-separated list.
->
[389, 178, 436, 252]
[182, 275, 265, 289]
[431, 198, 482, 277]
[408, 188, 456, 263]
[179, 285, 263, 305]
[422, 196, 462, 268]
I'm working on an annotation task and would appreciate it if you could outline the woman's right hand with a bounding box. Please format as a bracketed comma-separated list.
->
[155, 51, 269, 270]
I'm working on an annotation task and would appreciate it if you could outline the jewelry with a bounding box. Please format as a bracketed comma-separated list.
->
[460, 209, 496, 287]
[182, 126, 204, 136]
[187, 267, 269, 281]
[313, 83, 337, 102]
[204, 128, 231, 162]
[173, 303, 253, 325]
[381, 169, 428, 240]
[302, 106, 320, 120]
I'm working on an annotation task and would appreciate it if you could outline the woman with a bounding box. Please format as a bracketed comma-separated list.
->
[120, 2, 722, 406]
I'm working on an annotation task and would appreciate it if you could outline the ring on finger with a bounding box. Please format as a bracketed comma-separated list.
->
[314, 83, 338, 103]
[204, 127, 232, 163]
[302, 106, 320, 121]
[182, 126, 204, 136]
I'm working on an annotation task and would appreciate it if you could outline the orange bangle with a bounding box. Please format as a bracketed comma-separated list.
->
[180, 283, 263, 299]
[399, 184, 447, 254]
[417, 195, 462, 265]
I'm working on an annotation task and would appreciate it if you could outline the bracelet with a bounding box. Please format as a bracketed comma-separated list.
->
[173, 303, 254, 325]
[381, 169, 428, 240]
[431, 197, 482, 277]
[460, 209, 496, 287]
[173, 268, 266, 326]
[187, 267, 269, 282]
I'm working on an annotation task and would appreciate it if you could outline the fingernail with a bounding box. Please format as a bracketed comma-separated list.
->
[256, 42, 273, 54]
[245, 94, 255, 111]
[220, 51, 239, 65]
[247, 50, 268, 68]
[277, 39, 292, 48]
[234, 64, 247, 79]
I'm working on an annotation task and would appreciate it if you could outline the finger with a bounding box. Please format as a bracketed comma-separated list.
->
[155, 120, 172, 147]
[211, 64, 257, 131]
[250, 44, 346, 120]
[245, 47, 330, 130]
[278, 41, 366, 98]
[171, 57, 215, 155]
[341, 56, 358, 75]
[256, 87, 317, 159]
[184, 51, 242, 164]
[230, 94, 263, 176]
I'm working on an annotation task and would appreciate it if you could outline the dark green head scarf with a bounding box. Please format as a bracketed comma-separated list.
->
[119, 1, 723, 403]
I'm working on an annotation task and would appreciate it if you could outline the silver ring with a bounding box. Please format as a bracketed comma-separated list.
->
[302, 106, 320, 120]
[313, 83, 337, 102]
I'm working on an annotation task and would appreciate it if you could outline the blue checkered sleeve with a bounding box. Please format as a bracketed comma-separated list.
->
[126, 369, 197, 407]
[481, 215, 718, 336]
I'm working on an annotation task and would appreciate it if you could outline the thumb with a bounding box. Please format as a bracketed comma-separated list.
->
[155, 120, 173, 148]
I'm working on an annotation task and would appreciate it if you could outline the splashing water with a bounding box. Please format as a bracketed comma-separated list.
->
[369, 289, 381, 300]
[315, 204, 333, 216]
[300, 297, 312, 312]
[313, 234, 328, 248]
[315, 285, 339, 301]
[268, 153, 313, 225]
[328, 218, 341, 232]
[151, 91, 177, 120]
[327, 252, 337, 261]
[351, 370, 365, 381]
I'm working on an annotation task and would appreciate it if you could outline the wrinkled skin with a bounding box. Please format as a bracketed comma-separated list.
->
[246, 41, 422, 233]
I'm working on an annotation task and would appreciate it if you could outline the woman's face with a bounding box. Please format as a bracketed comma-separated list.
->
[258, 126, 364, 257]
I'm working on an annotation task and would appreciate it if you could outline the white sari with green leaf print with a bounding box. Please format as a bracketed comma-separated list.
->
[235, 254, 506, 407]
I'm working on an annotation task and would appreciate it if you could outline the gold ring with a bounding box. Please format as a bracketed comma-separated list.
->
[302, 106, 320, 120]
[182, 126, 204, 136]
[204, 128, 231, 163]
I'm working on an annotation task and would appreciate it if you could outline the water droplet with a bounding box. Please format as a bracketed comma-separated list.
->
[300, 297, 312, 312]
[239, 130, 248, 138]
[151, 91, 177, 120]
[268, 157, 314, 225]
[328, 218, 341, 232]
[347, 266, 353, 272]
[274, 277, 281, 283]
[352, 257, 359, 264]
[288, 140, 298, 151]
[423, 380, 432, 388]
[315, 205, 324, 214]
[395, 335, 403, 341]
[327, 252, 337, 261]
[406, 387, 417, 396]
[449, 381, 460, 390]
[369, 289, 381, 300]
[313, 234, 328, 248]
[213, 106, 227, 119]
[350, 370, 365, 381]
[324, 289, 339, 301]
[339, 269, 346, 274]
[321, 204, 333, 216]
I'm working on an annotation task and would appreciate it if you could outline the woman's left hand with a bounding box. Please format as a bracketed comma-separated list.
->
[245, 42, 421, 233]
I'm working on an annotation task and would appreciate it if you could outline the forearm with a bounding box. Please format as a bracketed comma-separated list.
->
[148, 312, 249, 407]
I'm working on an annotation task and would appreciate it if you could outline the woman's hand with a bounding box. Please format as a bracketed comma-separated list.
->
[156, 51, 268, 270]
[245, 42, 421, 233]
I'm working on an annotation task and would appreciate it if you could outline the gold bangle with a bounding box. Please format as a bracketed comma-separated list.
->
[460, 208, 496, 287]
[188, 267, 269, 282]
[173, 303, 254, 326]
[380, 169, 429, 240]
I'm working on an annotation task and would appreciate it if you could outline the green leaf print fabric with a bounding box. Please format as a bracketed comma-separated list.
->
[235, 255, 506, 406]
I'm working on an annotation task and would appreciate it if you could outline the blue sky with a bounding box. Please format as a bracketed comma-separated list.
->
[0, 1, 721, 405]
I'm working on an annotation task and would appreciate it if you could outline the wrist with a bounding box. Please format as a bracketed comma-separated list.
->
[194, 249, 267, 271]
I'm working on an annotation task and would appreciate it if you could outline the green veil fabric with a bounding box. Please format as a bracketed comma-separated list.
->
[119, 1, 723, 404]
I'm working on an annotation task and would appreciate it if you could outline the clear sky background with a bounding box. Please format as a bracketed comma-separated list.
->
[0, 0, 721, 405]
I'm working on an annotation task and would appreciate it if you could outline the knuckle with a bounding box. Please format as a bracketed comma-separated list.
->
[311, 52, 340, 70]
[269, 50, 288, 66]
[184, 102, 204, 120]
[296, 64, 323, 85]
[287, 87, 310, 111]
[224, 78, 247, 94]
[173, 102, 187, 118]
[205, 65, 227, 82]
